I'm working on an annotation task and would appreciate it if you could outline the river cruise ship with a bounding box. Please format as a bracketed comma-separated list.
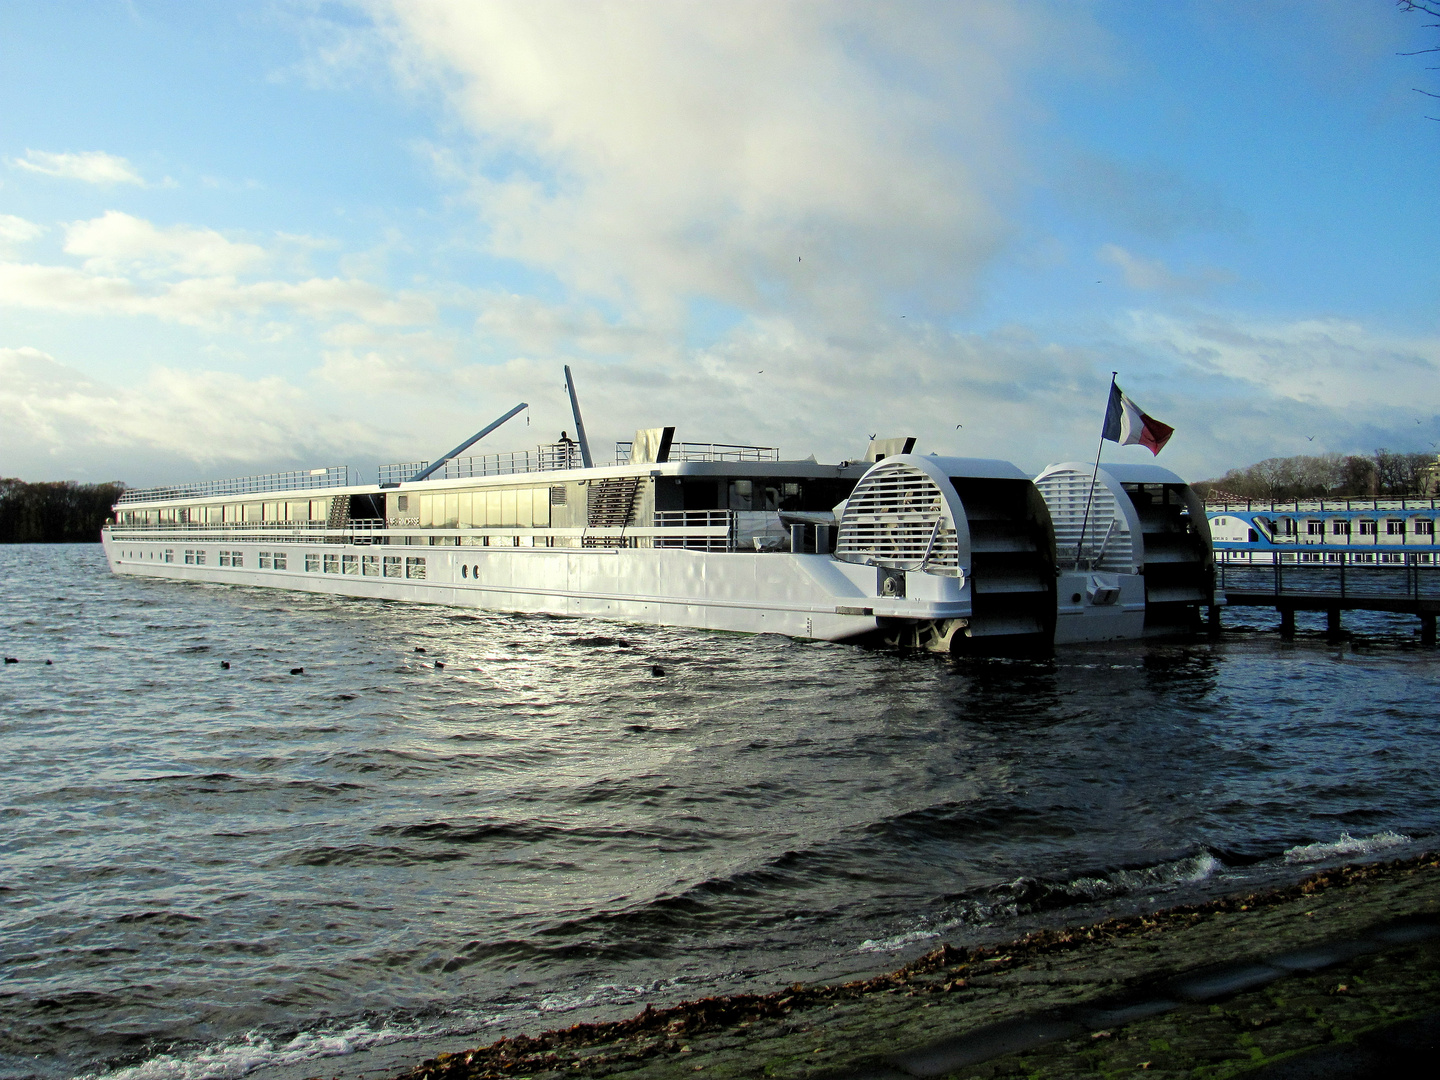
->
[1205, 498, 1440, 567]
[103, 404, 1215, 650]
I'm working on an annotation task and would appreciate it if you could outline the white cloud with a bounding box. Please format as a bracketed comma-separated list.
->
[0, 259, 436, 329]
[0, 214, 45, 245]
[1122, 311, 1440, 414]
[1098, 244, 1233, 293]
[371, 0, 1072, 324]
[65, 211, 268, 276]
[11, 149, 145, 185]
[0, 346, 385, 479]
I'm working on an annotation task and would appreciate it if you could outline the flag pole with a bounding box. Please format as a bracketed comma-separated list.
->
[1076, 372, 1118, 569]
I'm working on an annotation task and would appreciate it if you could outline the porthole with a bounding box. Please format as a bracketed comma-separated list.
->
[461, 565, 468, 578]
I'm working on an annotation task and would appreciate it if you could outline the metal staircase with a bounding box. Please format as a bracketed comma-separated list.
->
[585, 478, 641, 546]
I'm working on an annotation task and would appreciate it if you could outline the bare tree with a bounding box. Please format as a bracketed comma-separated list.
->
[1399, 1, 1440, 120]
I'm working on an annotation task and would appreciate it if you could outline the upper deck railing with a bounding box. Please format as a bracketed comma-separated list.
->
[378, 442, 584, 485]
[613, 442, 779, 464]
[116, 466, 353, 505]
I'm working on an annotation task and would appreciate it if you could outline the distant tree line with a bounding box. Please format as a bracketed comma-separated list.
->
[0, 479, 125, 543]
[1194, 450, 1437, 502]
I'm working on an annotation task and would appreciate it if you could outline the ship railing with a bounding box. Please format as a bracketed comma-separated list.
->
[378, 443, 583, 485]
[104, 517, 737, 549]
[652, 510, 735, 551]
[614, 442, 780, 464]
[116, 466, 353, 505]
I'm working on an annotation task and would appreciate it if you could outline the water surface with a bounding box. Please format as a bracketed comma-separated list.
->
[2, 545, 1437, 1080]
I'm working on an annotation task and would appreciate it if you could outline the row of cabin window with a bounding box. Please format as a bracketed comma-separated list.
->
[122, 499, 332, 525]
[408, 489, 553, 529]
[1298, 518, 1434, 537]
[301, 552, 426, 578]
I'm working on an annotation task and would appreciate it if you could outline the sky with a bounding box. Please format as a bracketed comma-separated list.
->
[0, 0, 1437, 486]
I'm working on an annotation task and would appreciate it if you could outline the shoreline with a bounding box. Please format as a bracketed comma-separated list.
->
[385, 853, 1440, 1080]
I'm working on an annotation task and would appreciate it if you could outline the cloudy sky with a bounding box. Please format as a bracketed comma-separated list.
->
[1, 0, 1437, 486]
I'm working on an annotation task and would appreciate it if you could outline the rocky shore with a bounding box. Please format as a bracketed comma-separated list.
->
[389, 854, 1440, 1080]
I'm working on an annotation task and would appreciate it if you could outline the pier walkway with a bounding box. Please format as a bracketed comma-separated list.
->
[1215, 565, 1440, 643]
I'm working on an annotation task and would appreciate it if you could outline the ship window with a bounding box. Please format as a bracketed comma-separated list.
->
[461, 564, 468, 578]
[219, 551, 231, 567]
[1249, 529, 1258, 542]
[164, 549, 174, 563]
[362, 554, 379, 575]
[384, 555, 403, 577]
[1414, 518, 1434, 536]
[550, 485, 567, 506]
[273, 552, 287, 570]
[306, 552, 320, 572]
[259, 552, 272, 569]
[184, 549, 196, 565]
[324, 553, 339, 573]
[342, 554, 359, 574]
[1331, 520, 1349, 535]
[1305, 520, 1323, 536]
[232, 551, 243, 568]
[397, 495, 409, 512]
[194, 550, 206, 565]
[1386, 519, 1406, 536]
[405, 556, 427, 579]
[1359, 519, 1376, 535]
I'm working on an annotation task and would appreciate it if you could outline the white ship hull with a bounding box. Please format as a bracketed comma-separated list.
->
[101, 534, 976, 643]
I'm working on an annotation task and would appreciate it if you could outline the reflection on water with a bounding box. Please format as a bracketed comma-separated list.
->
[1, 544, 1438, 1080]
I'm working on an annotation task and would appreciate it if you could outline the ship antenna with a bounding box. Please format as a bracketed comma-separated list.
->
[563, 365, 594, 468]
[408, 402, 529, 483]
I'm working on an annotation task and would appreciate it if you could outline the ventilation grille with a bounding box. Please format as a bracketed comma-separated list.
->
[1035, 470, 1133, 573]
[836, 462, 959, 575]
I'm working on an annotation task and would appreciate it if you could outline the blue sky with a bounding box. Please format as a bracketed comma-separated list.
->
[1, 0, 1436, 485]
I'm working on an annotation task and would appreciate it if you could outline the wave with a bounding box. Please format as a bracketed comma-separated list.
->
[78, 1019, 449, 1080]
[1283, 830, 1413, 864]
[859, 851, 1224, 953]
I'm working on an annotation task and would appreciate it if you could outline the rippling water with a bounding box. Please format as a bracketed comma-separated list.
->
[3, 544, 1439, 1080]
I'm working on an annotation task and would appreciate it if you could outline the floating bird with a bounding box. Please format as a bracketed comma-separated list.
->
[414, 646, 426, 653]
[434, 661, 445, 669]
[290, 667, 304, 675]
[220, 660, 230, 669]
[45, 659, 52, 666]
[651, 664, 666, 677]
[3, 657, 16, 664]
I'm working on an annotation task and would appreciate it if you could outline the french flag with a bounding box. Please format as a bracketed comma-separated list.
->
[1102, 383, 1174, 455]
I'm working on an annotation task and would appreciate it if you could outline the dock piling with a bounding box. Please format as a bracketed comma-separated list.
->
[1280, 607, 1296, 639]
